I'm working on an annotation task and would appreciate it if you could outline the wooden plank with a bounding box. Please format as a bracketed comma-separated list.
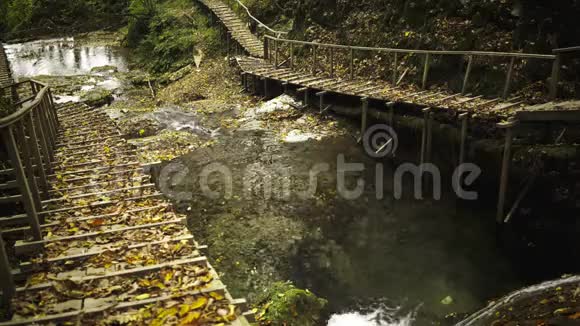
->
[0, 284, 227, 326]
[42, 183, 156, 204]
[14, 218, 184, 255]
[454, 95, 483, 105]
[38, 192, 160, 216]
[515, 110, 580, 122]
[18, 234, 196, 273]
[492, 101, 524, 111]
[48, 175, 148, 195]
[16, 256, 207, 293]
[502, 57, 516, 99]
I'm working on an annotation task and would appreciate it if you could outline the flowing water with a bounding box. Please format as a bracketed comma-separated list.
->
[4, 37, 528, 325]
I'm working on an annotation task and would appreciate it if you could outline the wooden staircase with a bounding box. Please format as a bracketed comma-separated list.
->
[0, 102, 252, 325]
[0, 43, 13, 88]
[198, 0, 264, 58]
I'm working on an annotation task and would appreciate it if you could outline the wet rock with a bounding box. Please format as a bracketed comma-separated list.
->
[126, 72, 154, 87]
[90, 65, 118, 74]
[254, 282, 327, 326]
[117, 115, 161, 139]
[80, 88, 114, 107]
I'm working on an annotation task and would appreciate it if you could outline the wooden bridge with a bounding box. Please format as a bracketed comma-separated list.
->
[197, 0, 580, 225]
[0, 44, 251, 325]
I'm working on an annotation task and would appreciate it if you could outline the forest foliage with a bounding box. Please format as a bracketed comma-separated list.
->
[0, 0, 129, 37]
[127, 0, 222, 73]
[1, 0, 222, 74]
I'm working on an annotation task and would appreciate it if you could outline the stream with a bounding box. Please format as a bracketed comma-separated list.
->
[5, 37, 529, 326]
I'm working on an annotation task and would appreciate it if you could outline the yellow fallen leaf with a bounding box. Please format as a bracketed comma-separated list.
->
[164, 270, 174, 283]
[179, 311, 200, 325]
[179, 304, 190, 317]
[190, 296, 208, 310]
[210, 292, 224, 300]
[135, 293, 151, 300]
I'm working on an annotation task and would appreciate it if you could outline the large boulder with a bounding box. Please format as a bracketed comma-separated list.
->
[80, 88, 114, 107]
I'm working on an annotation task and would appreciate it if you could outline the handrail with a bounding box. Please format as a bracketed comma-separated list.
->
[0, 79, 58, 244]
[262, 35, 580, 99]
[228, 0, 288, 37]
[0, 81, 48, 128]
[264, 35, 557, 60]
[553, 46, 580, 54]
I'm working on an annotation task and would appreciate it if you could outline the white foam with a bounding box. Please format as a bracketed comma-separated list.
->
[327, 306, 417, 326]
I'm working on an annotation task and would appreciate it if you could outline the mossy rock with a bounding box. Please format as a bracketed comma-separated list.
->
[117, 115, 161, 139]
[90, 65, 119, 73]
[80, 88, 114, 107]
[254, 282, 327, 326]
[160, 65, 193, 84]
[126, 72, 154, 87]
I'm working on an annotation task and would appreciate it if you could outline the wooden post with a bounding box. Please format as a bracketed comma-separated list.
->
[503, 57, 515, 99]
[44, 91, 59, 132]
[39, 98, 56, 156]
[252, 75, 257, 94]
[226, 32, 231, 58]
[290, 43, 294, 69]
[26, 113, 49, 200]
[361, 97, 369, 137]
[312, 45, 317, 75]
[47, 88, 59, 128]
[392, 53, 398, 85]
[15, 121, 41, 211]
[426, 111, 434, 164]
[263, 78, 268, 98]
[1, 126, 42, 241]
[42, 97, 57, 147]
[462, 55, 473, 95]
[349, 48, 354, 80]
[264, 37, 269, 60]
[29, 80, 38, 95]
[33, 107, 53, 174]
[458, 113, 469, 166]
[549, 54, 561, 100]
[317, 91, 327, 114]
[387, 102, 395, 126]
[0, 234, 15, 310]
[274, 39, 279, 68]
[330, 47, 335, 78]
[419, 108, 431, 164]
[496, 120, 519, 223]
[422, 53, 431, 89]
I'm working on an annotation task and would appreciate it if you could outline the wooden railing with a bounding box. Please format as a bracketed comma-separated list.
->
[263, 35, 572, 100]
[223, 0, 288, 38]
[0, 80, 58, 241]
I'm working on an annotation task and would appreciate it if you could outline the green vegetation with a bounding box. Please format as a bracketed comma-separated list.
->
[254, 282, 328, 326]
[127, 0, 222, 73]
[1, 0, 129, 37]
